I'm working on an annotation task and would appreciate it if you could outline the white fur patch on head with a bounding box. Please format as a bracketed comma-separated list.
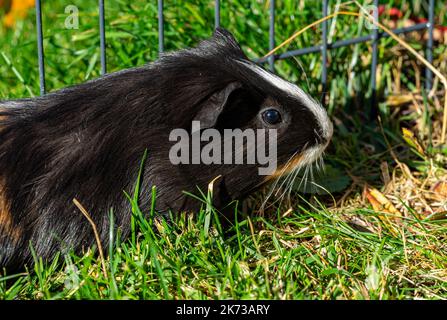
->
[237, 60, 333, 142]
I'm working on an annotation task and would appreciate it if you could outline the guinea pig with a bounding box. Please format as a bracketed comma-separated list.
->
[0, 28, 332, 272]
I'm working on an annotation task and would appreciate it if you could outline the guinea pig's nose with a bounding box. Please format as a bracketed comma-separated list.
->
[316, 120, 333, 146]
[325, 119, 334, 142]
[316, 131, 328, 145]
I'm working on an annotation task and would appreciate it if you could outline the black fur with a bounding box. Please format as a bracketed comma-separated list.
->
[0, 28, 327, 271]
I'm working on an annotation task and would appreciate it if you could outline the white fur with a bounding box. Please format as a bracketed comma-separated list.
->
[299, 143, 326, 168]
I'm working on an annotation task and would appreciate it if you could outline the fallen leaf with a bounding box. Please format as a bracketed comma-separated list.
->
[364, 185, 402, 232]
[432, 181, 447, 201]
[402, 127, 425, 156]
[364, 186, 401, 215]
[380, 161, 391, 187]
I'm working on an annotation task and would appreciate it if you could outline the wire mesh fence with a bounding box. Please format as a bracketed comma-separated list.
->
[34, 0, 435, 101]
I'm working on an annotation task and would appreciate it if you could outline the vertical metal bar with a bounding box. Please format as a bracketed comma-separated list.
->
[370, 0, 379, 114]
[158, 0, 164, 54]
[35, 0, 45, 95]
[99, 0, 107, 75]
[268, 0, 275, 72]
[425, 0, 434, 90]
[215, 0, 220, 29]
[321, 0, 328, 105]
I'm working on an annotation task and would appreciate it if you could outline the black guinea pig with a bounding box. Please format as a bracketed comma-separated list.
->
[0, 28, 332, 271]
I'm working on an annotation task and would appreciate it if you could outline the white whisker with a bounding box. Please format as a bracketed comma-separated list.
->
[261, 149, 300, 210]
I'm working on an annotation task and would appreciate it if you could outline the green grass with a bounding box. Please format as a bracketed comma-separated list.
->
[1, 0, 447, 299]
[2, 188, 447, 299]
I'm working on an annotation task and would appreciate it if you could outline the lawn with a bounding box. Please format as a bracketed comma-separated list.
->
[0, 0, 446, 299]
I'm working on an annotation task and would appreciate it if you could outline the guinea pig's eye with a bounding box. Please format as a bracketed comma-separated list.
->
[262, 109, 282, 125]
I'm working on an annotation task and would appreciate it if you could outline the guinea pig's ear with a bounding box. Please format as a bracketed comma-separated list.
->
[212, 28, 239, 46]
[205, 27, 246, 59]
[193, 82, 242, 130]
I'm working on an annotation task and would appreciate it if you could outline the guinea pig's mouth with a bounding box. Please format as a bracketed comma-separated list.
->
[265, 140, 330, 182]
[259, 140, 330, 209]
[299, 140, 330, 167]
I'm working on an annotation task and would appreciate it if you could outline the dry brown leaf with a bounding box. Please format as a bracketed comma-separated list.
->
[364, 186, 401, 216]
[380, 162, 391, 188]
[432, 181, 447, 201]
[364, 186, 403, 235]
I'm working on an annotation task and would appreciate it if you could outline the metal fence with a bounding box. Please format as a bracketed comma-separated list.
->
[34, 0, 436, 100]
